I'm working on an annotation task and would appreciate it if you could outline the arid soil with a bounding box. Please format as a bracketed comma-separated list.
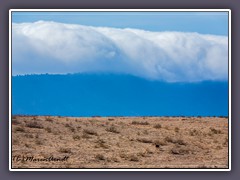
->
[11, 116, 229, 169]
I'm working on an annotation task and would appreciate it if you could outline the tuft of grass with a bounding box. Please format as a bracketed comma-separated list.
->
[73, 134, 81, 140]
[132, 121, 149, 125]
[175, 127, 180, 133]
[35, 139, 44, 145]
[209, 127, 222, 134]
[65, 123, 75, 132]
[137, 151, 150, 158]
[120, 153, 139, 162]
[45, 127, 52, 133]
[143, 130, 149, 135]
[216, 145, 222, 150]
[25, 143, 31, 148]
[53, 131, 60, 135]
[128, 154, 139, 162]
[14, 126, 25, 132]
[119, 153, 127, 159]
[189, 129, 199, 136]
[65, 123, 71, 128]
[164, 137, 187, 145]
[12, 119, 21, 125]
[69, 127, 75, 132]
[106, 126, 120, 134]
[95, 154, 105, 161]
[164, 126, 170, 130]
[223, 137, 228, 146]
[153, 124, 162, 129]
[174, 139, 187, 145]
[59, 147, 72, 154]
[111, 157, 120, 162]
[82, 133, 91, 139]
[26, 121, 44, 129]
[171, 145, 190, 155]
[164, 136, 175, 143]
[12, 139, 19, 145]
[46, 117, 53, 122]
[145, 148, 154, 154]
[95, 139, 109, 149]
[83, 129, 98, 136]
[24, 134, 34, 138]
[137, 138, 152, 144]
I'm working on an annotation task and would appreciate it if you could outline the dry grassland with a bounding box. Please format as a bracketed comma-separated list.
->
[11, 116, 228, 169]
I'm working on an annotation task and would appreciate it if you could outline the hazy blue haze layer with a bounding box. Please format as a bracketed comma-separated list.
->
[12, 74, 228, 117]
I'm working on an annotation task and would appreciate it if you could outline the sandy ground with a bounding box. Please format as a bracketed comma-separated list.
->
[11, 116, 229, 169]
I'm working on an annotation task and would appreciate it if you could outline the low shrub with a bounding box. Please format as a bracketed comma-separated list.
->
[106, 126, 120, 134]
[15, 126, 25, 132]
[73, 134, 81, 140]
[26, 121, 44, 129]
[83, 129, 98, 136]
[132, 121, 149, 125]
[59, 147, 72, 154]
[171, 145, 190, 155]
[95, 154, 105, 161]
[137, 138, 152, 144]
[153, 124, 162, 129]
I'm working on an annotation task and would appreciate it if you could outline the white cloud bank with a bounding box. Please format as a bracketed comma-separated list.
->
[12, 21, 228, 82]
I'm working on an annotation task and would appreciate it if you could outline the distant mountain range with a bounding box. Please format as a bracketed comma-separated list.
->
[12, 74, 228, 117]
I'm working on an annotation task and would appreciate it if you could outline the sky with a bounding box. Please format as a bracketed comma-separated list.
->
[12, 11, 229, 35]
[12, 11, 229, 82]
[11, 11, 229, 116]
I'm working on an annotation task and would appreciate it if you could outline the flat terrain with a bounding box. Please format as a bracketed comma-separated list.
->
[11, 116, 229, 169]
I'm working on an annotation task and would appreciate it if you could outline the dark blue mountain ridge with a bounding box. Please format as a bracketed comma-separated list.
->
[12, 73, 229, 117]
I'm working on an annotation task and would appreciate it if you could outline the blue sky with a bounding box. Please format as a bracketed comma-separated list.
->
[12, 11, 228, 35]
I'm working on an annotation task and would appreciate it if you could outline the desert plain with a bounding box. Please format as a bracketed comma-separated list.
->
[11, 116, 229, 169]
